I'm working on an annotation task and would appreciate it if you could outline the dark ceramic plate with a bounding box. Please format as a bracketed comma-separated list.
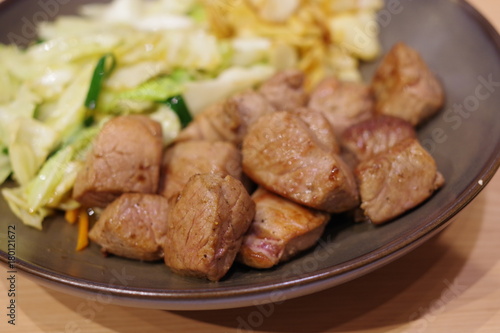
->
[0, 0, 499, 310]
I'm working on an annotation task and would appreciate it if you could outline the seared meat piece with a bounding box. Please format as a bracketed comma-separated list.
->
[242, 111, 359, 213]
[308, 77, 374, 136]
[175, 102, 235, 143]
[159, 140, 242, 199]
[73, 115, 163, 208]
[238, 188, 330, 269]
[176, 90, 275, 145]
[341, 115, 416, 162]
[291, 107, 340, 153]
[258, 69, 308, 110]
[225, 90, 276, 138]
[89, 193, 169, 261]
[163, 174, 255, 281]
[372, 42, 444, 126]
[355, 138, 445, 224]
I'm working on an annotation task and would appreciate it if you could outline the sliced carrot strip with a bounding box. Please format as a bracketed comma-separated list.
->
[76, 210, 89, 251]
[65, 208, 79, 224]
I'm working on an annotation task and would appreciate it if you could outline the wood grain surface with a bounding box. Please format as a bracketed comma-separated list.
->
[1, 0, 499, 332]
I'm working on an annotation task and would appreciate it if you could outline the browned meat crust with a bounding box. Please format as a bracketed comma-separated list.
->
[242, 111, 359, 213]
[163, 174, 255, 281]
[238, 188, 330, 268]
[89, 193, 169, 261]
[371, 42, 444, 126]
[355, 138, 445, 224]
[73, 115, 163, 208]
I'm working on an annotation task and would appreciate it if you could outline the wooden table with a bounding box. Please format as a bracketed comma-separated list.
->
[1, 0, 499, 332]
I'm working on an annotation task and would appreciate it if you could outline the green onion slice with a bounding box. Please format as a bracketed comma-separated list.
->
[84, 53, 116, 110]
[163, 95, 192, 128]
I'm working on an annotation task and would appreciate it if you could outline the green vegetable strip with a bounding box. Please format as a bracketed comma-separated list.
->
[84, 53, 116, 110]
[25, 146, 74, 212]
[164, 95, 192, 128]
[116, 73, 188, 102]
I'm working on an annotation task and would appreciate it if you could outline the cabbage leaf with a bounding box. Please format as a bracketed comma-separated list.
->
[183, 65, 276, 115]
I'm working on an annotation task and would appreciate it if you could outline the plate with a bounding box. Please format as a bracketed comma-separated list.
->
[1, 0, 499, 310]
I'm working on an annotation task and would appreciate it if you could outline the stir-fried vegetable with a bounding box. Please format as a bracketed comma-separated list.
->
[0, 0, 382, 233]
[2, 126, 98, 229]
[76, 209, 90, 251]
[163, 95, 192, 128]
[85, 53, 117, 110]
[203, 0, 383, 87]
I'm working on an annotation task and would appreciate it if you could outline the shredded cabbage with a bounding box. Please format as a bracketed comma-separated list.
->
[99, 69, 191, 114]
[0, 85, 39, 147]
[3, 126, 98, 229]
[2, 187, 53, 230]
[0, 48, 21, 104]
[184, 65, 276, 115]
[9, 118, 58, 185]
[149, 105, 181, 146]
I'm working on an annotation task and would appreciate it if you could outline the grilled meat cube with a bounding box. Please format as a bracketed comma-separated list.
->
[176, 90, 275, 145]
[258, 69, 309, 110]
[73, 115, 163, 208]
[238, 188, 330, 269]
[308, 77, 374, 136]
[372, 42, 444, 126]
[242, 111, 359, 213]
[159, 140, 242, 199]
[291, 107, 340, 153]
[355, 138, 445, 224]
[175, 102, 236, 143]
[163, 174, 255, 281]
[89, 193, 169, 261]
[341, 115, 416, 162]
[225, 90, 277, 139]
